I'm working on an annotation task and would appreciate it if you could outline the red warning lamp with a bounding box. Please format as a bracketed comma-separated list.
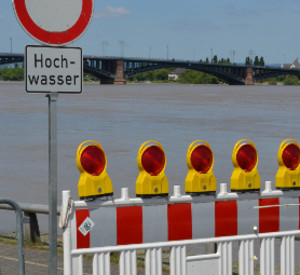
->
[190, 145, 213, 174]
[76, 140, 113, 200]
[282, 143, 300, 170]
[236, 143, 257, 172]
[185, 140, 216, 194]
[276, 139, 300, 189]
[231, 139, 260, 192]
[141, 145, 166, 176]
[80, 145, 106, 176]
[136, 141, 168, 197]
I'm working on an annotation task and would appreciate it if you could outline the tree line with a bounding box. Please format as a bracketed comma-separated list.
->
[245, 56, 265, 66]
[128, 68, 221, 84]
[199, 55, 265, 66]
[0, 66, 24, 81]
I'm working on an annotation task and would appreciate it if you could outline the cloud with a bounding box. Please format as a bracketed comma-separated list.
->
[219, 4, 240, 17]
[219, 4, 259, 17]
[94, 6, 131, 19]
[173, 19, 198, 31]
[173, 19, 218, 32]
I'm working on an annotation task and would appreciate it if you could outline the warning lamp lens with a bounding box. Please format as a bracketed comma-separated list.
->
[282, 144, 300, 170]
[80, 145, 106, 176]
[191, 145, 213, 173]
[236, 144, 257, 172]
[142, 146, 165, 176]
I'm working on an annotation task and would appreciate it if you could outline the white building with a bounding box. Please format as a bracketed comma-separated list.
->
[168, 68, 185, 81]
[282, 58, 300, 69]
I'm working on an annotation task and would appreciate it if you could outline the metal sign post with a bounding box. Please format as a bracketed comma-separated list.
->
[47, 92, 58, 274]
[12, 0, 93, 273]
[25, 45, 83, 275]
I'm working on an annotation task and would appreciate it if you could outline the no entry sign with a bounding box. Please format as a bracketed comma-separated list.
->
[12, 0, 93, 45]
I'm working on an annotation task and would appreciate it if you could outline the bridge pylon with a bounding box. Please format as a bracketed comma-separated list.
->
[245, 68, 254, 85]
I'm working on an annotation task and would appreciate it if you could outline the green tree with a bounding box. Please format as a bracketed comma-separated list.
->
[218, 58, 231, 64]
[0, 67, 24, 81]
[259, 57, 265, 66]
[254, 56, 260, 66]
[283, 75, 299, 85]
[130, 68, 173, 82]
[245, 56, 253, 66]
[178, 69, 224, 84]
[211, 55, 218, 64]
[153, 69, 169, 80]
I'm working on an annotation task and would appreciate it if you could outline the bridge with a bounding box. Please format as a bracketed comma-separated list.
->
[1, 53, 300, 85]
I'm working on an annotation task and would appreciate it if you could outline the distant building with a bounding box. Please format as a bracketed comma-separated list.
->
[282, 58, 300, 69]
[168, 68, 185, 81]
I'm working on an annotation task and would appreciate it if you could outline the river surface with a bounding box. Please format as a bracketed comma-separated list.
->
[1, 82, 300, 232]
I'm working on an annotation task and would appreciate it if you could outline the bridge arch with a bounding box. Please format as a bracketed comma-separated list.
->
[1, 53, 300, 85]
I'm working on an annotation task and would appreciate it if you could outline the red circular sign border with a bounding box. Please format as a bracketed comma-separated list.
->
[13, 0, 93, 45]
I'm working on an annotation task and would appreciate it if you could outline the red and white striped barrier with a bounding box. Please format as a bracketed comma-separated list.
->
[60, 181, 300, 250]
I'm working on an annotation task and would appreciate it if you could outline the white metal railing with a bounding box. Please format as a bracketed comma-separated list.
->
[65, 230, 300, 275]
[0, 201, 61, 242]
[0, 201, 60, 215]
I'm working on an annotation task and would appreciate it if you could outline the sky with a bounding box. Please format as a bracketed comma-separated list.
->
[1, 0, 300, 64]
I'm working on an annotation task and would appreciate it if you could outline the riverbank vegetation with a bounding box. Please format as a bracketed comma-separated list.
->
[258, 75, 300, 85]
[0, 66, 24, 81]
[128, 68, 171, 83]
[128, 68, 223, 84]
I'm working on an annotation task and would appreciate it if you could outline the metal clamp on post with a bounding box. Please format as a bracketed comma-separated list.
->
[59, 191, 74, 229]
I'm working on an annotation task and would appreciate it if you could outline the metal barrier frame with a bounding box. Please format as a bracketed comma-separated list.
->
[66, 230, 300, 275]
[61, 182, 300, 274]
[0, 198, 25, 275]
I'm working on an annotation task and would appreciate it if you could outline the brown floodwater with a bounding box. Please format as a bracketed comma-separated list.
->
[1, 81, 300, 232]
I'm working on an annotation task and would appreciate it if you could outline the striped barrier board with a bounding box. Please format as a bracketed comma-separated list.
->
[61, 182, 300, 250]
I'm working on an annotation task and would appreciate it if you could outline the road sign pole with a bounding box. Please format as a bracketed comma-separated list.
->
[12, 1, 91, 273]
[47, 92, 58, 275]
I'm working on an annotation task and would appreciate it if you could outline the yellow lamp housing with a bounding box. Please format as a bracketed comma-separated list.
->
[275, 139, 300, 190]
[136, 140, 169, 197]
[230, 139, 260, 192]
[185, 140, 216, 194]
[76, 140, 113, 200]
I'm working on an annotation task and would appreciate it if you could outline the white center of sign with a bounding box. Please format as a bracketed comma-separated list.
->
[25, 0, 82, 32]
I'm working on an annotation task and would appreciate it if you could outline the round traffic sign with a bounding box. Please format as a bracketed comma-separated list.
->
[12, 0, 93, 45]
